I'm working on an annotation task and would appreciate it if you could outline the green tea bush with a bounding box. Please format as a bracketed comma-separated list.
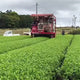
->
[0, 35, 73, 80]
[0, 36, 30, 43]
[0, 37, 48, 54]
[60, 35, 80, 80]
[68, 29, 80, 34]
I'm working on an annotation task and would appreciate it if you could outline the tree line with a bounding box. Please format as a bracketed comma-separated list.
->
[0, 10, 33, 29]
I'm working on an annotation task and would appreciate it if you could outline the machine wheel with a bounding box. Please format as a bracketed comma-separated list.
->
[31, 34, 35, 38]
[50, 34, 54, 38]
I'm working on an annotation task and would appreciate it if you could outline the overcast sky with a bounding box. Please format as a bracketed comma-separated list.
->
[0, 0, 80, 27]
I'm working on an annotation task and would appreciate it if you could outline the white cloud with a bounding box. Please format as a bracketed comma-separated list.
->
[0, 0, 80, 27]
[56, 10, 71, 18]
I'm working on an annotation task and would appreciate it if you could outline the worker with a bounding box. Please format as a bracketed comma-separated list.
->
[33, 18, 39, 26]
[62, 29, 65, 35]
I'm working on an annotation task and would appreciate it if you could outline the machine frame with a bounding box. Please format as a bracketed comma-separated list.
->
[31, 14, 56, 38]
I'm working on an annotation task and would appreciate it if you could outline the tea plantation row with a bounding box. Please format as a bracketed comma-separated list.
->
[0, 36, 30, 43]
[0, 35, 73, 80]
[58, 35, 80, 80]
[0, 37, 48, 54]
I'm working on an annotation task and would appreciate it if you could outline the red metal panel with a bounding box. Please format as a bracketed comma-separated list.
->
[31, 14, 56, 38]
[31, 14, 56, 18]
[31, 32, 55, 35]
[31, 14, 52, 16]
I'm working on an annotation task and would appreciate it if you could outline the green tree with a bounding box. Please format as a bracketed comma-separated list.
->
[5, 11, 20, 28]
[19, 15, 33, 28]
[0, 10, 33, 29]
[0, 11, 20, 28]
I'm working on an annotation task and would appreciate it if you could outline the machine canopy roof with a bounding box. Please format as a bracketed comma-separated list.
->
[31, 14, 56, 18]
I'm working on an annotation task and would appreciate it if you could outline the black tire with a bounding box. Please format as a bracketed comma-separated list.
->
[31, 34, 35, 38]
[50, 35, 54, 38]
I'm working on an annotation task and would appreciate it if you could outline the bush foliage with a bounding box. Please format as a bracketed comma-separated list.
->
[68, 29, 80, 34]
[0, 10, 33, 29]
[0, 35, 73, 80]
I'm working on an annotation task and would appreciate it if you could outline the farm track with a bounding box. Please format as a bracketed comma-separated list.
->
[0, 37, 49, 55]
[55, 35, 74, 80]
[60, 35, 80, 80]
[60, 35, 74, 67]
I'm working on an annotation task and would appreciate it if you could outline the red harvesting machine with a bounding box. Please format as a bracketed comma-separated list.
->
[31, 14, 56, 38]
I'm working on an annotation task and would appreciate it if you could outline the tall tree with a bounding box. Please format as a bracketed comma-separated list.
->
[19, 15, 33, 28]
[0, 10, 33, 29]
[0, 11, 20, 28]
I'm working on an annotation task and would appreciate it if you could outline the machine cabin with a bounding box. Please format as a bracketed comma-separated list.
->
[31, 14, 56, 38]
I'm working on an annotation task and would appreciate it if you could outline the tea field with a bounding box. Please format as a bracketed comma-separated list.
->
[0, 35, 80, 80]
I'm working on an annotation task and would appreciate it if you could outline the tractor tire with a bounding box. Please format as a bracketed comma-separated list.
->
[50, 34, 54, 38]
[31, 34, 35, 38]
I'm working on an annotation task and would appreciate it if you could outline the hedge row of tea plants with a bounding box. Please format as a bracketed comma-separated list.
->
[68, 29, 80, 34]
[0, 36, 30, 43]
[0, 37, 48, 54]
[0, 35, 73, 80]
[60, 35, 80, 80]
